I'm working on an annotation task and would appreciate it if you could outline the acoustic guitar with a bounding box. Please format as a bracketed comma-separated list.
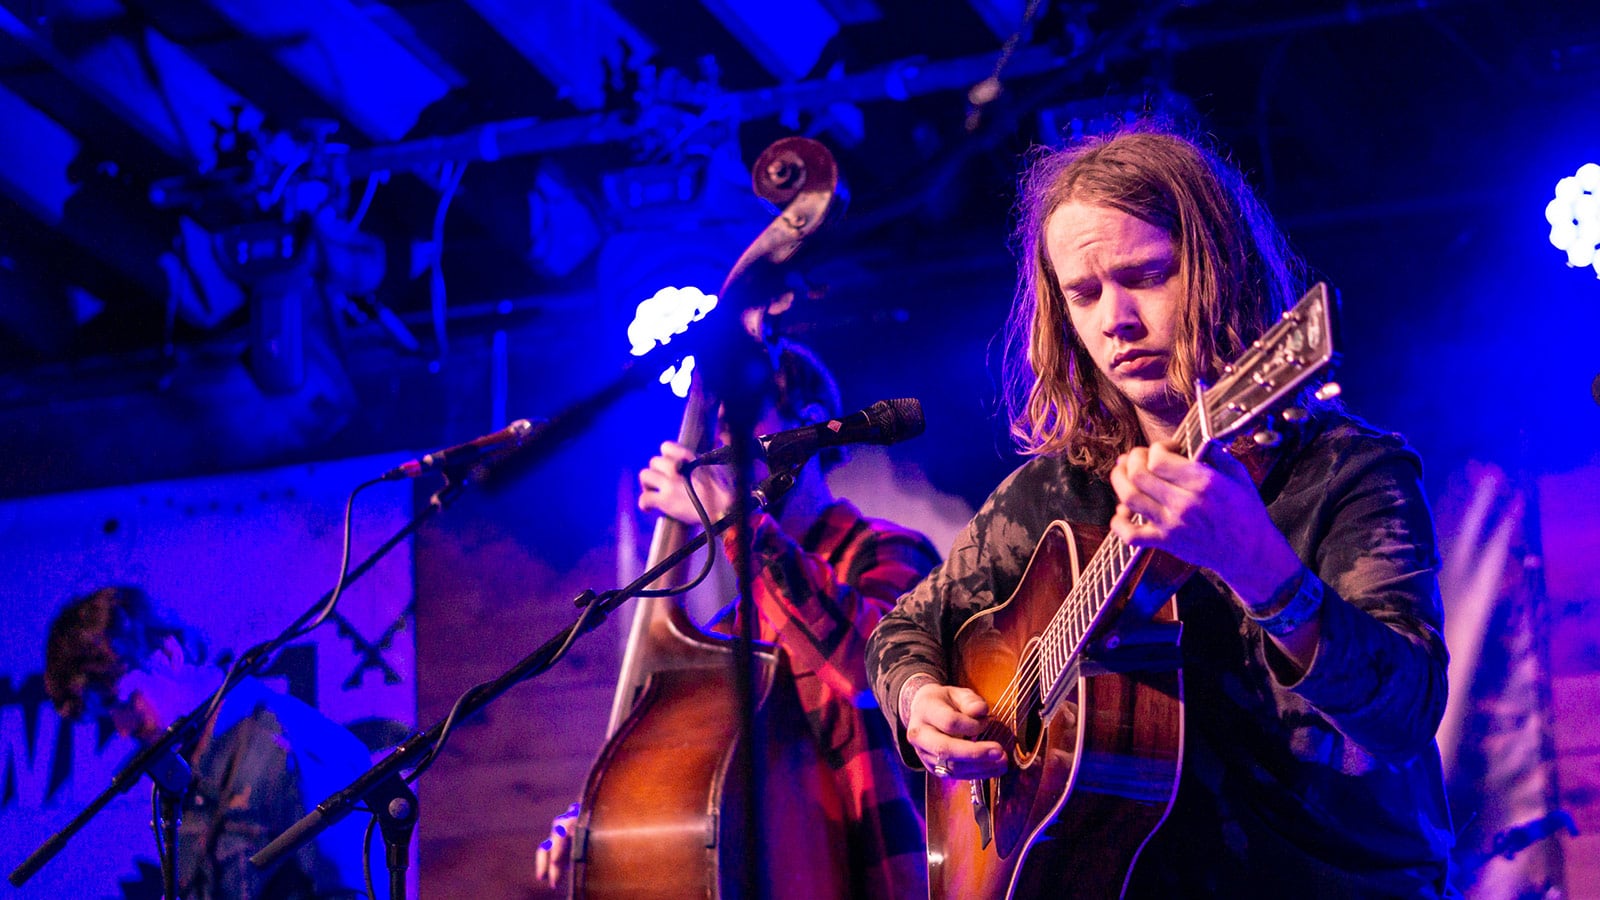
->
[928, 282, 1339, 899]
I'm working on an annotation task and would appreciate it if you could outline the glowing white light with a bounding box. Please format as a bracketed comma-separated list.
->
[628, 286, 717, 355]
[628, 285, 717, 397]
[1547, 163, 1600, 278]
[659, 357, 696, 398]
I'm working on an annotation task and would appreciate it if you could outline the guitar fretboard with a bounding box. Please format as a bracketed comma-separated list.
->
[1033, 413, 1208, 708]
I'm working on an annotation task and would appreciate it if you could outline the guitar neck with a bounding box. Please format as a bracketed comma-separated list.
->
[1035, 282, 1337, 712]
[1035, 532, 1146, 710]
[1033, 391, 1246, 709]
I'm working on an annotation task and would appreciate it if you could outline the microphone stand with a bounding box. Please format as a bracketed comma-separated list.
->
[149, 748, 193, 900]
[710, 366, 765, 897]
[249, 470, 801, 898]
[7, 476, 467, 892]
[7, 332, 760, 893]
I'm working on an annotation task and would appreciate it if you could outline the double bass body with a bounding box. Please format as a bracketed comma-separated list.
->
[573, 611, 846, 899]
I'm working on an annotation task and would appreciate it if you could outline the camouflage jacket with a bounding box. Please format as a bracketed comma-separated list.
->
[866, 411, 1456, 896]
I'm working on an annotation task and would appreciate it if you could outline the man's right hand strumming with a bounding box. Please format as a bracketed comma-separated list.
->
[903, 678, 1009, 781]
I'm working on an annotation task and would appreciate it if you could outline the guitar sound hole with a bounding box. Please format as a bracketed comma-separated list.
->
[1014, 684, 1044, 763]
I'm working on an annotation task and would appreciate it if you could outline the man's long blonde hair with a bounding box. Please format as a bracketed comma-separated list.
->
[1003, 125, 1305, 475]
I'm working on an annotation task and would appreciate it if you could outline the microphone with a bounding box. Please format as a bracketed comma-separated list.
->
[687, 399, 924, 472]
[381, 419, 537, 481]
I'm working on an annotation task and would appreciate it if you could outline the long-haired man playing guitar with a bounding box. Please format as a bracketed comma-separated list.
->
[867, 126, 1454, 896]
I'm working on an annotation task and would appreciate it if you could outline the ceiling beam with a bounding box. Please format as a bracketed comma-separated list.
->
[966, 0, 1028, 41]
[696, 0, 839, 81]
[0, 80, 164, 293]
[459, 0, 651, 112]
[814, 0, 882, 27]
[0, 80, 79, 224]
[194, 0, 455, 141]
[0, 3, 254, 170]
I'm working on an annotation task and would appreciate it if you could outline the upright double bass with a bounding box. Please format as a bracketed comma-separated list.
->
[571, 138, 849, 899]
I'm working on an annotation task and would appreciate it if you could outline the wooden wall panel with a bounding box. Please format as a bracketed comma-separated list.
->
[1543, 463, 1600, 900]
[415, 482, 632, 899]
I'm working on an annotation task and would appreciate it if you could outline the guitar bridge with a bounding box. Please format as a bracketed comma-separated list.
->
[970, 778, 992, 849]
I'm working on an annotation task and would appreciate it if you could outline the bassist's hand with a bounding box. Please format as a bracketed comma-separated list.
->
[533, 801, 580, 888]
[906, 682, 1009, 780]
[639, 440, 737, 525]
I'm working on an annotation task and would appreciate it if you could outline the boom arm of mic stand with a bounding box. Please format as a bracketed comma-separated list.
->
[251, 473, 800, 874]
[12, 347, 717, 889]
[7, 711, 202, 887]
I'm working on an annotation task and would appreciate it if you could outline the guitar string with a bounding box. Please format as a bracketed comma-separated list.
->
[975, 526, 1129, 742]
[975, 521, 1137, 743]
[974, 514, 1144, 742]
[972, 412, 1204, 746]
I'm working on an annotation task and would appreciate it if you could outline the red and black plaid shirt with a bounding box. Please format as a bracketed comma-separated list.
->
[718, 499, 939, 899]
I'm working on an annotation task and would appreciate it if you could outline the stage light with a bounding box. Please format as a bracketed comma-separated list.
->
[1546, 162, 1600, 275]
[660, 357, 695, 398]
[627, 285, 718, 398]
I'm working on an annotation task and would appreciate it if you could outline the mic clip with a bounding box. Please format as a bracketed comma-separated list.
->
[752, 465, 801, 510]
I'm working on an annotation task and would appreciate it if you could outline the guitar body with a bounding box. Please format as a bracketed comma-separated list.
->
[573, 607, 846, 899]
[929, 521, 1184, 899]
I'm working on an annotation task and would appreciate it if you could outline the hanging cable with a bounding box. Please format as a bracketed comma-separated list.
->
[429, 162, 467, 362]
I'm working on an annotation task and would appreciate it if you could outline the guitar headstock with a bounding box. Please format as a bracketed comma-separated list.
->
[1186, 282, 1339, 453]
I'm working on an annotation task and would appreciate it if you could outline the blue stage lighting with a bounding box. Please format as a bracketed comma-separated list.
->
[1545, 162, 1600, 275]
[627, 285, 718, 398]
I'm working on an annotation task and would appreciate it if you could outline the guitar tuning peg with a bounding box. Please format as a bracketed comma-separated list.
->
[1314, 382, 1342, 402]
[1281, 407, 1309, 423]
[1252, 428, 1282, 448]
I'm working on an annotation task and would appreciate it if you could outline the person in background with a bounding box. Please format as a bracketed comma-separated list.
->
[535, 339, 940, 898]
[46, 585, 375, 899]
